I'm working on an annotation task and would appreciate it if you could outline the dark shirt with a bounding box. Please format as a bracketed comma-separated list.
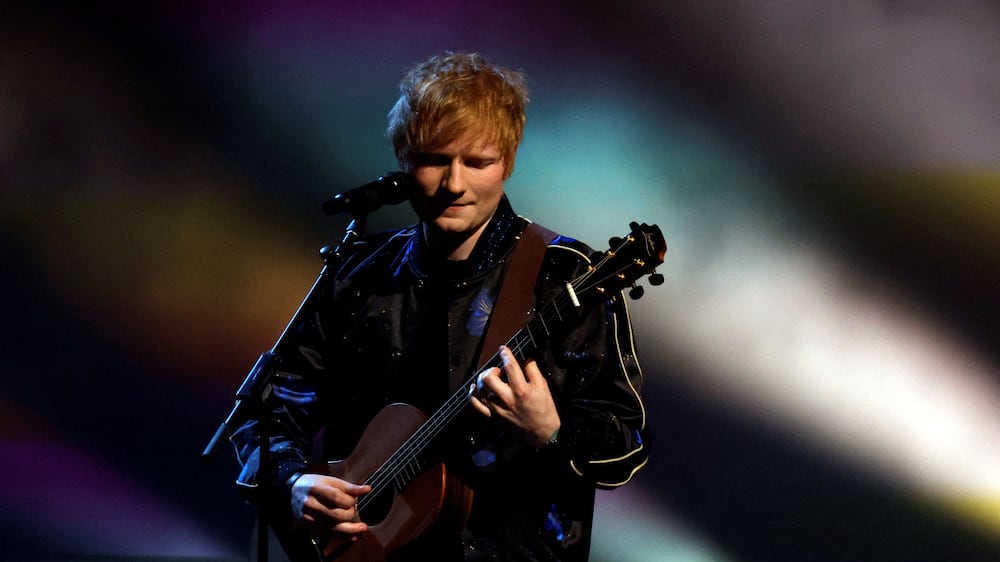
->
[231, 196, 651, 561]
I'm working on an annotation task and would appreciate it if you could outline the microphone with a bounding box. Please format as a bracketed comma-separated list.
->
[322, 172, 416, 215]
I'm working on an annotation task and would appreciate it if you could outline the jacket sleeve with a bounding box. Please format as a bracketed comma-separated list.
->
[538, 242, 651, 489]
[227, 265, 342, 513]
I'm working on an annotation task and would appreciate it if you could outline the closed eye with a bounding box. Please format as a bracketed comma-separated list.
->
[465, 158, 498, 169]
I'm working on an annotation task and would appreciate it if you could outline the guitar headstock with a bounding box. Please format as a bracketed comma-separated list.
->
[579, 222, 666, 301]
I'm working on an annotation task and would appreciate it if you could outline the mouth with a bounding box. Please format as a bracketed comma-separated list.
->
[416, 194, 472, 219]
[444, 200, 472, 211]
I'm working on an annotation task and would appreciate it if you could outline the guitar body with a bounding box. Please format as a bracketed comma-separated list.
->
[283, 403, 472, 562]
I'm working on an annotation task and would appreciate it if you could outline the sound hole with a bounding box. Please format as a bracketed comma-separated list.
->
[359, 483, 395, 525]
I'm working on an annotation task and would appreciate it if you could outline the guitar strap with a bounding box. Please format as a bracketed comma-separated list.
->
[474, 221, 558, 369]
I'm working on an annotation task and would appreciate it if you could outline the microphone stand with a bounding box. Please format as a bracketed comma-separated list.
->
[202, 211, 371, 562]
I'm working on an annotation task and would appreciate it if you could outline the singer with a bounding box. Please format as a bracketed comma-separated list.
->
[229, 52, 652, 561]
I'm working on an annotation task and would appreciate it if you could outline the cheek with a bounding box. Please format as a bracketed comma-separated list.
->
[484, 174, 506, 200]
[472, 166, 506, 196]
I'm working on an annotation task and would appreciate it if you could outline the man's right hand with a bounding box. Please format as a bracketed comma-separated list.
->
[290, 473, 372, 537]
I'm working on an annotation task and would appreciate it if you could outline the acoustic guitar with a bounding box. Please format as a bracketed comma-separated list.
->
[277, 222, 666, 561]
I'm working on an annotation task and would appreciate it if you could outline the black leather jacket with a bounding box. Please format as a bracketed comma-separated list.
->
[231, 197, 650, 561]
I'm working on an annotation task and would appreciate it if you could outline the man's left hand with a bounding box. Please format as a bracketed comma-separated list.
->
[470, 345, 561, 448]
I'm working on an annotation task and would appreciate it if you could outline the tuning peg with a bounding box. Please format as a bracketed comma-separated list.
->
[649, 272, 664, 286]
[609, 236, 623, 248]
[629, 221, 639, 231]
[629, 285, 645, 300]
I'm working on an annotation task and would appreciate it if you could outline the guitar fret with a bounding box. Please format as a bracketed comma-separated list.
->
[508, 332, 531, 361]
[525, 323, 536, 347]
[538, 312, 550, 336]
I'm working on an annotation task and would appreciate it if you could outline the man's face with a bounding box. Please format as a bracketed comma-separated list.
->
[409, 131, 507, 246]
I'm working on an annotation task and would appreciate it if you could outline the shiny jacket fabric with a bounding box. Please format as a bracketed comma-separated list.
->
[231, 197, 650, 561]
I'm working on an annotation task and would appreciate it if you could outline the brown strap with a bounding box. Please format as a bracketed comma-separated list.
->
[476, 222, 557, 368]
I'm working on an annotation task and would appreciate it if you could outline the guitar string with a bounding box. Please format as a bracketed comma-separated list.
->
[356, 250, 635, 508]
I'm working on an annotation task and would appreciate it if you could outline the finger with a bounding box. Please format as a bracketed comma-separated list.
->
[309, 505, 357, 522]
[479, 368, 515, 405]
[475, 368, 498, 394]
[301, 500, 360, 529]
[308, 491, 355, 515]
[323, 477, 371, 497]
[315, 483, 369, 510]
[332, 520, 369, 536]
[523, 359, 546, 385]
[499, 346, 528, 392]
[317, 476, 370, 495]
[469, 394, 492, 417]
[345, 483, 372, 497]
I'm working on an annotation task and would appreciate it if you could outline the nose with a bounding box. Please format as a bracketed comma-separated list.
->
[441, 157, 465, 194]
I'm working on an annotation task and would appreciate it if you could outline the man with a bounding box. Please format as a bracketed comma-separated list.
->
[231, 52, 651, 561]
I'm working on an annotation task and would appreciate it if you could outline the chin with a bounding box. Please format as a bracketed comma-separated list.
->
[430, 213, 471, 230]
[432, 222, 474, 237]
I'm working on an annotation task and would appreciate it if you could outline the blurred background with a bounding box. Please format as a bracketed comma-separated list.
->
[2, 1, 999, 560]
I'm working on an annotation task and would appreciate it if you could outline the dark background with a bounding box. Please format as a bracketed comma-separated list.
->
[2, 1, 999, 560]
